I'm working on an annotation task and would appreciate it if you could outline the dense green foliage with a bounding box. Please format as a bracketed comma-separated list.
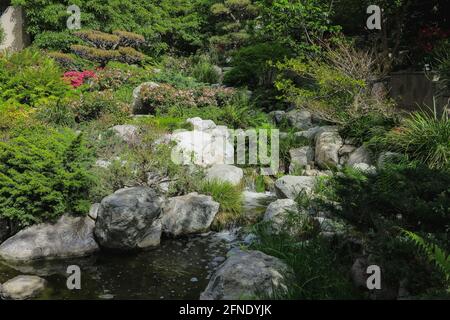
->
[0, 127, 93, 225]
[13, 0, 209, 55]
[0, 49, 72, 108]
[251, 224, 358, 299]
[379, 111, 450, 169]
[223, 42, 291, 88]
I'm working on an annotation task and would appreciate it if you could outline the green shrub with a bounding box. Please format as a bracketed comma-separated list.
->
[379, 111, 449, 169]
[68, 90, 130, 122]
[191, 55, 220, 84]
[0, 49, 72, 108]
[140, 83, 237, 114]
[33, 31, 82, 52]
[198, 179, 243, 229]
[433, 39, 450, 91]
[275, 40, 392, 124]
[14, 0, 207, 55]
[224, 42, 291, 88]
[113, 30, 145, 48]
[208, 0, 258, 56]
[0, 127, 93, 226]
[328, 164, 450, 233]
[74, 30, 120, 50]
[403, 230, 450, 290]
[71, 44, 121, 66]
[35, 97, 76, 127]
[251, 226, 357, 299]
[118, 46, 146, 65]
[46, 51, 77, 69]
[339, 112, 400, 147]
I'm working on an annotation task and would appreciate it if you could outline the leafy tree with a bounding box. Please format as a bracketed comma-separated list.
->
[208, 0, 259, 55]
[256, 0, 340, 55]
[333, 0, 450, 72]
[13, 0, 209, 55]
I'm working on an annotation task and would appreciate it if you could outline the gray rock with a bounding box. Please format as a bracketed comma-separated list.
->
[315, 127, 343, 169]
[338, 144, 357, 165]
[274, 175, 316, 199]
[263, 199, 304, 233]
[88, 203, 99, 221]
[303, 169, 332, 177]
[352, 163, 377, 174]
[269, 111, 286, 124]
[170, 128, 234, 167]
[111, 125, 139, 144]
[0, 275, 47, 300]
[161, 192, 219, 237]
[186, 117, 217, 131]
[377, 152, 402, 168]
[94, 187, 164, 250]
[242, 191, 276, 222]
[0, 215, 99, 262]
[338, 144, 357, 157]
[285, 109, 312, 130]
[132, 81, 159, 114]
[288, 146, 314, 173]
[205, 164, 243, 186]
[347, 146, 372, 166]
[351, 258, 368, 289]
[295, 126, 322, 140]
[200, 249, 293, 300]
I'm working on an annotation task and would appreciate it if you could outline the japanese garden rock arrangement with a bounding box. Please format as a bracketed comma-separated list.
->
[0, 214, 99, 262]
[200, 249, 294, 300]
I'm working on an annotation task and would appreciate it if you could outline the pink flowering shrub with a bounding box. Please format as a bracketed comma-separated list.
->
[140, 83, 236, 114]
[64, 70, 97, 88]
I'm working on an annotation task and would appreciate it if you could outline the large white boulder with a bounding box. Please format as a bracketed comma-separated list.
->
[170, 129, 234, 167]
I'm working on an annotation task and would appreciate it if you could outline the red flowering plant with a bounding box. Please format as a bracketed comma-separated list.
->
[63, 70, 97, 88]
[418, 26, 450, 53]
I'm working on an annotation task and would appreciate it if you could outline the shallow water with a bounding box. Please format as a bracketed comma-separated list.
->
[0, 233, 232, 300]
[0, 191, 272, 300]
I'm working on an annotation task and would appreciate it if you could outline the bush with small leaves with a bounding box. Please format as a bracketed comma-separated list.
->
[113, 30, 146, 48]
[118, 46, 146, 65]
[71, 45, 121, 66]
[74, 30, 120, 50]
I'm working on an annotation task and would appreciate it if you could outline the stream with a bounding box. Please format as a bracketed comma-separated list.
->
[0, 191, 275, 300]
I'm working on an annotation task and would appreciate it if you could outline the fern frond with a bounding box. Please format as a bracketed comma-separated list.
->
[402, 229, 450, 282]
